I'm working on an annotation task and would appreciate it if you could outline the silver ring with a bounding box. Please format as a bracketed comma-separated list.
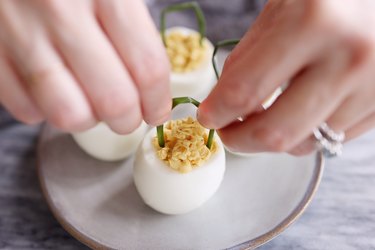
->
[318, 122, 345, 142]
[313, 123, 345, 158]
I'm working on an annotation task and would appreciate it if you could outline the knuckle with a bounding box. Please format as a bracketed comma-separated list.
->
[135, 54, 170, 90]
[27, 65, 58, 86]
[44, 0, 64, 10]
[302, 0, 345, 34]
[221, 82, 261, 111]
[333, 35, 375, 82]
[11, 35, 42, 67]
[18, 44, 63, 82]
[351, 36, 375, 66]
[42, 0, 84, 33]
[252, 126, 291, 152]
[97, 0, 122, 18]
[43, 0, 70, 22]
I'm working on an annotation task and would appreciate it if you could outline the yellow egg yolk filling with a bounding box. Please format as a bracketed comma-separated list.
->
[165, 31, 207, 73]
[153, 117, 217, 173]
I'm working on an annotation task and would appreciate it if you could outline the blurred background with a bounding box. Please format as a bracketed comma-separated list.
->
[147, 0, 267, 42]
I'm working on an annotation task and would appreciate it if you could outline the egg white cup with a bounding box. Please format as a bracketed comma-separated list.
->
[72, 122, 148, 162]
[225, 87, 283, 157]
[168, 27, 216, 99]
[133, 128, 226, 215]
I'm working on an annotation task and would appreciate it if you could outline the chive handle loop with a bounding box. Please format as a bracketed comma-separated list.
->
[212, 39, 240, 79]
[160, 1, 206, 46]
[157, 97, 215, 149]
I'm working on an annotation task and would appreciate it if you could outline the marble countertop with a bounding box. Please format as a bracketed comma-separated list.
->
[1, 107, 375, 250]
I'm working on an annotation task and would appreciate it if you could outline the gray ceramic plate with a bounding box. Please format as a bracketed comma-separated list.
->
[37, 125, 323, 249]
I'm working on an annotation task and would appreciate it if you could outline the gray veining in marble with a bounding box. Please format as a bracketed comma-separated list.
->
[0, 109, 88, 250]
[1, 0, 375, 249]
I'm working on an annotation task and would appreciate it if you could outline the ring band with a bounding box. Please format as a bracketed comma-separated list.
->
[318, 122, 345, 143]
[313, 123, 345, 158]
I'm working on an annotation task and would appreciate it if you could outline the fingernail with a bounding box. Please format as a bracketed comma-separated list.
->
[145, 111, 171, 126]
[197, 106, 218, 129]
[107, 115, 142, 135]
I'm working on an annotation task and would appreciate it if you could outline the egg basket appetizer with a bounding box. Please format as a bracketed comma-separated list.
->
[160, 1, 216, 98]
[133, 97, 226, 215]
[72, 121, 148, 161]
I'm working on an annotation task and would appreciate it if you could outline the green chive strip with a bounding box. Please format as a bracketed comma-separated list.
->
[206, 129, 215, 149]
[157, 97, 215, 149]
[212, 39, 240, 79]
[156, 125, 165, 148]
[160, 1, 206, 47]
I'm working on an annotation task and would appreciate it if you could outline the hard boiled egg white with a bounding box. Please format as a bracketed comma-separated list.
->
[133, 128, 226, 215]
[168, 26, 216, 99]
[72, 122, 148, 161]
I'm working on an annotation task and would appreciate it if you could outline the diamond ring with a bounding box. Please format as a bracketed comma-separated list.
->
[313, 123, 345, 158]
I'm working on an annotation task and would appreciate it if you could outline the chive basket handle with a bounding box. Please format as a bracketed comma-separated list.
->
[212, 39, 240, 79]
[157, 97, 215, 149]
[160, 1, 206, 46]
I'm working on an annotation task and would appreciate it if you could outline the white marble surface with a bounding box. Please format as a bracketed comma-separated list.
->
[260, 129, 375, 250]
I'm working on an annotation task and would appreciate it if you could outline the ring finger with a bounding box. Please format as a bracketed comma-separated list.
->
[0, 54, 43, 124]
[289, 91, 375, 156]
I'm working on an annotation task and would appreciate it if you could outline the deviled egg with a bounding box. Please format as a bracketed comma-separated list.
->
[72, 122, 148, 161]
[165, 26, 216, 98]
[133, 117, 225, 215]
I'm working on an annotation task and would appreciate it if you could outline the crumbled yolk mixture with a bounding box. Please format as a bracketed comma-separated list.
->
[153, 117, 217, 173]
[165, 31, 207, 73]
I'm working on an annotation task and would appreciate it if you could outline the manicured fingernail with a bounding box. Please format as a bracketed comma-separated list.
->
[197, 107, 218, 129]
[107, 115, 142, 135]
[146, 111, 171, 126]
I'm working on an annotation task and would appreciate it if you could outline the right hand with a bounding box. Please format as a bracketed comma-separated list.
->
[198, 0, 375, 155]
[0, 0, 171, 134]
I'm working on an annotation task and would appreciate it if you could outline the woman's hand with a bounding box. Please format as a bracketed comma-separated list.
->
[0, 0, 171, 134]
[198, 0, 375, 155]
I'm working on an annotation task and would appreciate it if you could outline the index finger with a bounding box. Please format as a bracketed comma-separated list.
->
[198, 5, 323, 129]
[97, 0, 172, 126]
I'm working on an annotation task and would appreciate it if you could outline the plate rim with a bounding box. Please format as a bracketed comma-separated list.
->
[36, 124, 324, 250]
